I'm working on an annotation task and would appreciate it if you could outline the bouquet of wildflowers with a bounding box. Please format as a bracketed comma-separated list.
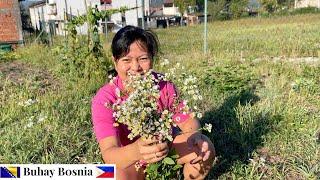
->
[112, 70, 176, 141]
[108, 60, 212, 179]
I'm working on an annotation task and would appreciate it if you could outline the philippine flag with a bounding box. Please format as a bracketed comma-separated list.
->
[96, 165, 115, 179]
[0, 166, 20, 178]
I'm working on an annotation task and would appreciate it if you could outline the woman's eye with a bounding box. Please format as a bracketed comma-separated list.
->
[121, 59, 130, 62]
[139, 57, 149, 61]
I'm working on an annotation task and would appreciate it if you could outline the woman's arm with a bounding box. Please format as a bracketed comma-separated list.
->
[177, 117, 201, 134]
[99, 136, 169, 169]
[99, 136, 140, 169]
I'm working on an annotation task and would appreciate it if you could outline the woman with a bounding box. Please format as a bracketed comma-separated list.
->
[91, 25, 215, 180]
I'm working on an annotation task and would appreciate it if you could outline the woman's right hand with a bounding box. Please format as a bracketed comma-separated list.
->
[135, 137, 169, 164]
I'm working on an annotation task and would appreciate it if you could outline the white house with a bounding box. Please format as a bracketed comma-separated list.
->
[111, 0, 150, 27]
[295, 0, 320, 8]
[28, 0, 184, 35]
[162, 0, 180, 16]
[110, 0, 182, 29]
[29, 0, 109, 35]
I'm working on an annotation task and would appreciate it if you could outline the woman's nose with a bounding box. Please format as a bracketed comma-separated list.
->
[131, 60, 142, 72]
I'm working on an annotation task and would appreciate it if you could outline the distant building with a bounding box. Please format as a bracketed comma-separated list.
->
[29, 0, 107, 35]
[26, 0, 189, 36]
[163, 0, 180, 16]
[295, 0, 320, 8]
[19, 0, 44, 33]
[111, 0, 150, 27]
[110, 0, 183, 29]
[0, 0, 23, 47]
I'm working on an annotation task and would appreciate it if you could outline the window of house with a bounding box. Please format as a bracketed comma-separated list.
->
[164, 3, 173, 7]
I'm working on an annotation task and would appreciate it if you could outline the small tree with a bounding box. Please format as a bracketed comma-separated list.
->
[229, 0, 248, 18]
[207, 0, 227, 20]
[260, 0, 278, 13]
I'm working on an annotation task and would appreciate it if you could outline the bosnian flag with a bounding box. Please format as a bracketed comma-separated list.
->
[0, 166, 20, 178]
[96, 165, 115, 179]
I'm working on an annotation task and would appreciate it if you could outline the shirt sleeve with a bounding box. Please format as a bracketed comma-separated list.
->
[91, 86, 118, 142]
[163, 82, 191, 124]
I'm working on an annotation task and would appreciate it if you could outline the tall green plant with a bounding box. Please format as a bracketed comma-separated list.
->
[61, 6, 128, 79]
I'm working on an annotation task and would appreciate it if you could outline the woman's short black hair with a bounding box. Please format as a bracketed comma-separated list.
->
[111, 25, 159, 60]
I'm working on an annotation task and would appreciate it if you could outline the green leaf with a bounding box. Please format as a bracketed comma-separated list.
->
[173, 164, 183, 171]
[162, 157, 175, 165]
[170, 154, 179, 159]
[147, 163, 159, 172]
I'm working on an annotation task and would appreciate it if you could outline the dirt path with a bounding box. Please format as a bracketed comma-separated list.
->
[0, 61, 59, 93]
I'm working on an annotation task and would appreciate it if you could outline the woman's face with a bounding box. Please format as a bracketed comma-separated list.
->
[113, 41, 152, 80]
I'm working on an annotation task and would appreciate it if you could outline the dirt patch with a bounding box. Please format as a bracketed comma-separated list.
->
[0, 61, 59, 93]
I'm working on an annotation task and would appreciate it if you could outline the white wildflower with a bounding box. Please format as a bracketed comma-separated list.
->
[19, 98, 37, 107]
[197, 113, 203, 119]
[203, 123, 212, 133]
[37, 114, 47, 123]
[193, 95, 198, 100]
[26, 121, 33, 128]
[160, 59, 170, 66]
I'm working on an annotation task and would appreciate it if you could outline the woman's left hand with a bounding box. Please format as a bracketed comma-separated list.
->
[187, 132, 215, 164]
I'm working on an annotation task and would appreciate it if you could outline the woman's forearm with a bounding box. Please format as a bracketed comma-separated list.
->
[101, 141, 140, 169]
[178, 117, 201, 134]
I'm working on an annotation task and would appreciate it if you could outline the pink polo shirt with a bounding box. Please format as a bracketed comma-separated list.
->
[91, 72, 190, 145]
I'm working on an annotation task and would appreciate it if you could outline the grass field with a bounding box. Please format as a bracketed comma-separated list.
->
[1, 14, 319, 179]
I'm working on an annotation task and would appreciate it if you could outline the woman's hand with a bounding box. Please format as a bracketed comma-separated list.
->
[187, 132, 215, 164]
[135, 137, 169, 164]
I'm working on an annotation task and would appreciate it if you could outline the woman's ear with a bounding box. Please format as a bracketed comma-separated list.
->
[112, 56, 117, 67]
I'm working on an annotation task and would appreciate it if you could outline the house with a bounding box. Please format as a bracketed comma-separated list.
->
[0, 0, 23, 48]
[111, 0, 150, 27]
[26, 0, 191, 37]
[162, 0, 180, 16]
[295, 0, 320, 8]
[29, 0, 106, 36]
[19, 0, 44, 33]
[146, 0, 182, 28]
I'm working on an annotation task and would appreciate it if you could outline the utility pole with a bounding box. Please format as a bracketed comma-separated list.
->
[147, 0, 150, 29]
[141, 0, 145, 29]
[64, 0, 68, 20]
[64, 0, 68, 37]
[104, 2, 108, 41]
[204, 0, 207, 54]
[136, 0, 139, 27]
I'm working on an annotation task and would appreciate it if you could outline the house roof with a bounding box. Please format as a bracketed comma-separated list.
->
[29, 0, 46, 8]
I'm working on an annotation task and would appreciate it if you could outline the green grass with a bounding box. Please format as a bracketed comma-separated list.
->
[1, 14, 319, 179]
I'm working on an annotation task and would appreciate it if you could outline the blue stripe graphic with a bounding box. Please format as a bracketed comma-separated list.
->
[97, 166, 114, 173]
